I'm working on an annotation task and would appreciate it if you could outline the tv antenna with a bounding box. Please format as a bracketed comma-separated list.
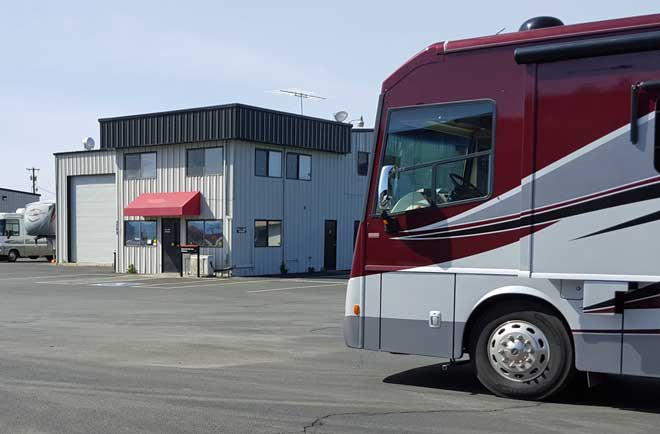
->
[267, 88, 326, 115]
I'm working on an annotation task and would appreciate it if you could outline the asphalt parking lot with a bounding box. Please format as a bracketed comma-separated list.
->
[1, 263, 659, 434]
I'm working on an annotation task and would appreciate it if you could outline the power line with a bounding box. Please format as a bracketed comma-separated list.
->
[26, 167, 40, 194]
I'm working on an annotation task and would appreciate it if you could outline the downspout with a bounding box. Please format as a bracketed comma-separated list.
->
[281, 147, 286, 270]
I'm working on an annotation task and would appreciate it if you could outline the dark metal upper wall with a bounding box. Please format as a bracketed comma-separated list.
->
[99, 104, 353, 154]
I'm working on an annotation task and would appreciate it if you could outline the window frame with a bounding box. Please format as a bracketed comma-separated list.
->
[185, 219, 224, 248]
[186, 146, 224, 177]
[124, 152, 157, 180]
[357, 151, 369, 176]
[286, 152, 312, 181]
[655, 99, 660, 173]
[124, 220, 157, 246]
[254, 219, 282, 248]
[374, 99, 496, 215]
[255, 149, 283, 178]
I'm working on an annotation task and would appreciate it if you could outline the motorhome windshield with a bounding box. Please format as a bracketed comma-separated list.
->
[380, 100, 494, 214]
[0, 218, 20, 237]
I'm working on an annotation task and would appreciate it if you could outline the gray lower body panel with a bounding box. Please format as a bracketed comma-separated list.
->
[623, 334, 660, 377]
[574, 332, 621, 374]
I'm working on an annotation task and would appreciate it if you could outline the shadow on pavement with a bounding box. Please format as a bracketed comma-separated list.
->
[384, 361, 660, 413]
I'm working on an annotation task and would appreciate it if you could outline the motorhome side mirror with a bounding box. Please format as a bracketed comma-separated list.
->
[378, 165, 395, 210]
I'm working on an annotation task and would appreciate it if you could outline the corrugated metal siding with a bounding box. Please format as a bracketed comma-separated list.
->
[100, 104, 352, 154]
[117, 142, 228, 274]
[55, 151, 117, 263]
[0, 189, 40, 213]
[55, 129, 373, 275]
[231, 129, 375, 276]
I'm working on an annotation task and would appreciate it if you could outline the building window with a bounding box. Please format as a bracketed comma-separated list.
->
[125, 152, 157, 179]
[380, 100, 495, 213]
[124, 221, 157, 246]
[1, 195, 7, 201]
[286, 153, 312, 180]
[186, 220, 224, 247]
[0, 219, 20, 237]
[255, 149, 282, 178]
[254, 220, 282, 247]
[357, 151, 369, 176]
[187, 147, 223, 176]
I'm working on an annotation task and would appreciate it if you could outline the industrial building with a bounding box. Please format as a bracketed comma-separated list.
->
[54, 103, 373, 275]
[0, 188, 40, 213]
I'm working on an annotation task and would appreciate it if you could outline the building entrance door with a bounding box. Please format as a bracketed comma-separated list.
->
[161, 219, 181, 273]
[324, 220, 337, 271]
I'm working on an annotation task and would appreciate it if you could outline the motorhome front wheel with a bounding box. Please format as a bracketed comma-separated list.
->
[471, 303, 574, 400]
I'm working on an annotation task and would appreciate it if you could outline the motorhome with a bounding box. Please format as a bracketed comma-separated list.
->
[0, 202, 55, 262]
[344, 14, 660, 400]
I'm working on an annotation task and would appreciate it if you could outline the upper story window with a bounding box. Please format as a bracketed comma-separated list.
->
[255, 149, 282, 178]
[286, 153, 312, 180]
[187, 147, 223, 177]
[357, 151, 369, 176]
[0, 219, 20, 237]
[380, 100, 494, 214]
[125, 152, 156, 180]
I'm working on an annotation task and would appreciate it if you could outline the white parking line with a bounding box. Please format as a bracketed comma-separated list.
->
[35, 275, 156, 285]
[247, 283, 345, 293]
[142, 279, 279, 289]
[3, 273, 112, 281]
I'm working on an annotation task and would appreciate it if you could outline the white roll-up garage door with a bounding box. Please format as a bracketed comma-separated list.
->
[69, 175, 116, 264]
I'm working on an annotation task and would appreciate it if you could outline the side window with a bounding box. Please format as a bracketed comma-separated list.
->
[254, 220, 282, 247]
[380, 100, 494, 214]
[125, 153, 157, 179]
[353, 220, 360, 246]
[124, 221, 157, 246]
[286, 153, 312, 180]
[357, 152, 369, 176]
[187, 147, 223, 176]
[255, 149, 282, 178]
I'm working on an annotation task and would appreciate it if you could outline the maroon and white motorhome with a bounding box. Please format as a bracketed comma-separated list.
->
[344, 14, 660, 400]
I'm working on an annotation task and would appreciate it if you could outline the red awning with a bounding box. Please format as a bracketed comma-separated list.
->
[124, 192, 201, 216]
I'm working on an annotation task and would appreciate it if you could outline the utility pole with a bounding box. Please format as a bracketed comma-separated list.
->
[26, 167, 40, 194]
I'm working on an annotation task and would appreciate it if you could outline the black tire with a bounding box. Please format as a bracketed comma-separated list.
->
[7, 250, 19, 263]
[45, 256, 54, 262]
[470, 302, 574, 400]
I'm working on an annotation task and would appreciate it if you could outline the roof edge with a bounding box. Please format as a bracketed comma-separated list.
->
[98, 102, 349, 127]
[0, 187, 40, 197]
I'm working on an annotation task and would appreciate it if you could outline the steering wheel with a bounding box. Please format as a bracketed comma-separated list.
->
[449, 173, 483, 200]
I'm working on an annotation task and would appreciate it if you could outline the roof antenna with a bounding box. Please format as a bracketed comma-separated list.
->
[495, 27, 506, 35]
[266, 88, 326, 115]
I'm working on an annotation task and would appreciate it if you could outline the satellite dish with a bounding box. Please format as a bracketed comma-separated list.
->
[334, 111, 349, 122]
[83, 137, 95, 151]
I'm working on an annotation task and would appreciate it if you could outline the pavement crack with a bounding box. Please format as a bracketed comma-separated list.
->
[299, 403, 543, 433]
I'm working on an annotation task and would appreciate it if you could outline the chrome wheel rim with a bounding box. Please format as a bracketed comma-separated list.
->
[487, 320, 550, 383]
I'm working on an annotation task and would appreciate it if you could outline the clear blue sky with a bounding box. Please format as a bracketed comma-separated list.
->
[1, 1, 657, 199]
